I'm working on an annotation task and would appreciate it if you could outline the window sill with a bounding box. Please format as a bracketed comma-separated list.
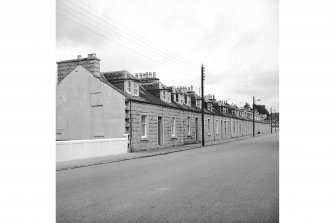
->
[141, 137, 149, 141]
[171, 136, 177, 139]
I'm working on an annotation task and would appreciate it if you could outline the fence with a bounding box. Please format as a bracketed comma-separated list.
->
[56, 135, 128, 162]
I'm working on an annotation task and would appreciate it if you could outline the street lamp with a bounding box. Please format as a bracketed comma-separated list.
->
[253, 96, 261, 137]
[201, 64, 205, 146]
[271, 109, 276, 134]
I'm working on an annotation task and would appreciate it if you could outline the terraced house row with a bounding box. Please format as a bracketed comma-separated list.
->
[56, 54, 271, 152]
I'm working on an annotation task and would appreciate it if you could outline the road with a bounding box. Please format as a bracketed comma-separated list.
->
[57, 134, 279, 223]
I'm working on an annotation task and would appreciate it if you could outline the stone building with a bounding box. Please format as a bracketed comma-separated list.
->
[56, 54, 270, 152]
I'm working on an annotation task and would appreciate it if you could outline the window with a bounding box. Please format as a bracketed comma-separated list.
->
[167, 93, 171, 103]
[127, 80, 131, 93]
[163, 91, 166, 100]
[187, 96, 191, 106]
[196, 100, 201, 108]
[171, 117, 176, 137]
[90, 92, 103, 107]
[208, 119, 211, 135]
[133, 82, 139, 96]
[141, 115, 148, 138]
[187, 117, 191, 135]
[176, 94, 179, 103]
[216, 120, 219, 134]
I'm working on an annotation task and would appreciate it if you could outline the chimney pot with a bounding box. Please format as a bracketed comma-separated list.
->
[149, 72, 152, 78]
[91, 53, 96, 58]
[153, 72, 156, 78]
[77, 55, 82, 59]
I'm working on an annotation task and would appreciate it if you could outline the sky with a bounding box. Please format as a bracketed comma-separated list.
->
[56, 0, 279, 111]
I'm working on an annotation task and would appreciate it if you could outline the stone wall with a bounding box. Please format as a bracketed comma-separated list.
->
[129, 101, 270, 152]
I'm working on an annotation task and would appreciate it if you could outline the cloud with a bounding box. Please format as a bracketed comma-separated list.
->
[56, 0, 279, 110]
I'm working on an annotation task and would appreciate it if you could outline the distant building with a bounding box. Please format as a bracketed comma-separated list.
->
[56, 54, 271, 152]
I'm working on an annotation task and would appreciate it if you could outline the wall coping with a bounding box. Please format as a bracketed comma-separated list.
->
[56, 135, 128, 145]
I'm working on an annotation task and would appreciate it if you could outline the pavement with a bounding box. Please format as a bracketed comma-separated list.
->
[56, 133, 267, 171]
[57, 133, 279, 223]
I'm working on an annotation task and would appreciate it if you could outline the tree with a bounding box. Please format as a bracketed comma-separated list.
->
[244, 102, 251, 109]
[254, 104, 269, 116]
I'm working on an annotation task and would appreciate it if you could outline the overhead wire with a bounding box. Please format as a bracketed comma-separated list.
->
[74, 0, 200, 69]
[58, 0, 199, 72]
[57, 12, 197, 77]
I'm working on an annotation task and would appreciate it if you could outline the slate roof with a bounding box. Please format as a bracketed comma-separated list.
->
[95, 70, 265, 122]
[141, 82, 171, 91]
[103, 70, 138, 81]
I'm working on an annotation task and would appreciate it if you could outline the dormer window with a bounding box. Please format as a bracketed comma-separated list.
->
[160, 90, 171, 103]
[124, 80, 139, 96]
[179, 95, 184, 104]
[207, 103, 212, 111]
[133, 82, 139, 96]
[127, 80, 131, 93]
[186, 96, 191, 106]
[196, 99, 202, 108]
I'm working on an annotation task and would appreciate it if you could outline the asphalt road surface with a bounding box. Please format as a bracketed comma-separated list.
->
[57, 134, 279, 223]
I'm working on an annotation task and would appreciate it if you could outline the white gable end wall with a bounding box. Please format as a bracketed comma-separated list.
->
[56, 66, 126, 140]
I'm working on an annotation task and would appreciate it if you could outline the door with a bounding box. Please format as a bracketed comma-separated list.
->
[158, 116, 163, 145]
[195, 118, 199, 141]
[221, 120, 223, 139]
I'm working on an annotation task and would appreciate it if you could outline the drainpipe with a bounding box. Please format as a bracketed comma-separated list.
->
[129, 100, 132, 152]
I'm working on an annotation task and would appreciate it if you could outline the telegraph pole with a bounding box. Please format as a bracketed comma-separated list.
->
[253, 96, 255, 137]
[270, 107, 273, 134]
[201, 64, 205, 146]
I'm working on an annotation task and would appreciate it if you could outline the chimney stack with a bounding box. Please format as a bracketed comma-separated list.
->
[153, 72, 156, 78]
[57, 53, 100, 83]
[149, 72, 152, 78]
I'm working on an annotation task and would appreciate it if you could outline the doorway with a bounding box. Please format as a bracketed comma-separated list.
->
[158, 116, 163, 146]
[195, 118, 199, 141]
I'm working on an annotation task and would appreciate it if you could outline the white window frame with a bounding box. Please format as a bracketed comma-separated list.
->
[171, 117, 176, 137]
[187, 117, 191, 135]
[133, 82, 139, 96]
[141, 114, 148, 139]
[163, 91, 166, 101]
[127, 80, 132, 93]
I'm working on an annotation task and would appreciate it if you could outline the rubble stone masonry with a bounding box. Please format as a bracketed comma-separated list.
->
[129, 101, 270, 152]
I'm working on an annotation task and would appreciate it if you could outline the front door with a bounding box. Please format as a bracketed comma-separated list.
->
[195, 118, 199, 141]
[158, 117, 163, 145]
